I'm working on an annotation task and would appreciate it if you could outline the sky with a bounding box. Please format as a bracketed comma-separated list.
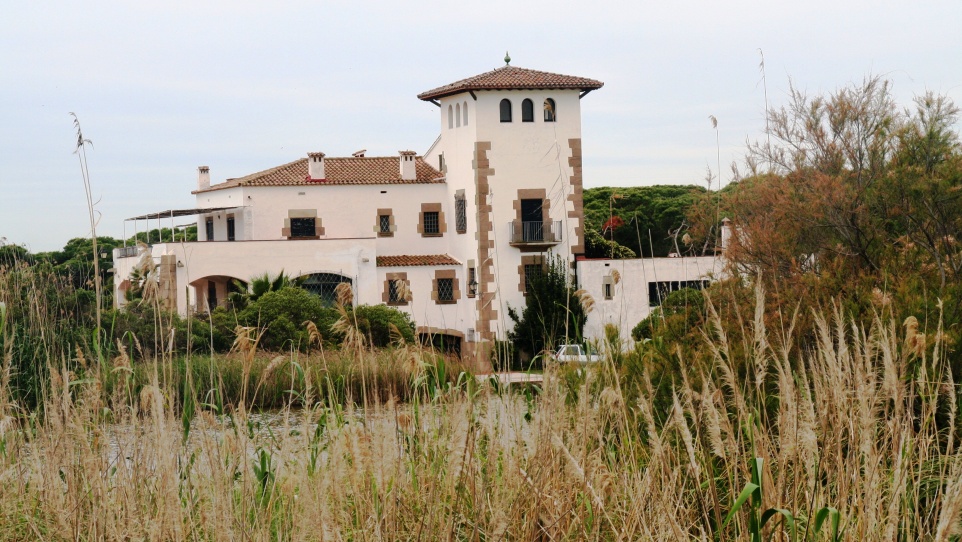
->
[2, 0, 961, 252]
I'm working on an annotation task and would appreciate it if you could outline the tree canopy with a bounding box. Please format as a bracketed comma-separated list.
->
[688, 75, 962, 358]
[583, 185, 705, 257]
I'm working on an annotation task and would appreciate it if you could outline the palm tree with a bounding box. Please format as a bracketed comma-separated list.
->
[227, 270, 296, 309]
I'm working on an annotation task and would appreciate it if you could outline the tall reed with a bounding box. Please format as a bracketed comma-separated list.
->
[0, 285, 961, 539]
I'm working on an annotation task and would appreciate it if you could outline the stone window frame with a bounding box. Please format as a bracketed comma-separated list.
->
[283, 209, 324, 240]
[418, 202, 446, 237]
[374, 208, 395, 237]
[518, 255, 546, 295]
[603, 274, 614, 300]
[432, 269, 461, 305]
[466, 260, 477, 298]
[381, 272, 411, 306]
[512, 188, 552, 240]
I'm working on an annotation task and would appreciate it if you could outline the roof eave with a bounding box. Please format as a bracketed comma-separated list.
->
[418, 83, 604, 102]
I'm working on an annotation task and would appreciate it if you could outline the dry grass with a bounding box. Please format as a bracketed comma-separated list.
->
[1, 290, 962, 540]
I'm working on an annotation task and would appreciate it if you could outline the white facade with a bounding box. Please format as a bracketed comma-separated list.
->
[112, 63, 612, 366]
[577, 256, 724, 350]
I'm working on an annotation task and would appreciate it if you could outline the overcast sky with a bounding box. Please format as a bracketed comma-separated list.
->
[2, 1, 961, 252]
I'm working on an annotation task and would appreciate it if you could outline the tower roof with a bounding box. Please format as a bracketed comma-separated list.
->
[417, 65, 603, 101]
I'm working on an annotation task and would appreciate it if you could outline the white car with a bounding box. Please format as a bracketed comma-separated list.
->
[552, 344, 602, 364]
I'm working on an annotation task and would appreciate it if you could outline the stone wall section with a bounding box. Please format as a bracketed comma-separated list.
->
[566, 138, 585, 255]
[473, 141, 497, 341]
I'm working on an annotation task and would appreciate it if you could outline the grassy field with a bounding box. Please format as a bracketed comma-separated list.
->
[2, 295, 962, 540]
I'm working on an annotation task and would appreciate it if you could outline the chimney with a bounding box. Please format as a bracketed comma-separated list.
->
[197, 166, 210, 190]
[720, 217, 732, 251]
[399, 150, 417, 181]
[308, 152, 326, 180]
[352, 149, 367, 158]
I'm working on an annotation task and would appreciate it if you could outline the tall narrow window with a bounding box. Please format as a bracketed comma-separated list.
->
[521, 98, 534, 122]
[456, 103, 461, 127]
[423, 211, 440, 235]
[520, 198, 544, 242]
[438, 153, 445, 172]
[467, 266, 477, 298]
[524, 264, 543, 294]
[448, 105, 454, 129]
[388, 279, 401, 304]
[499, 99, 512, 122]
[205, 217, 214, 241]
[462, 101, 468, 126]
[544, 98, 556, 122]
[455, 193, 467, 233]
[226, 216, 236, 241]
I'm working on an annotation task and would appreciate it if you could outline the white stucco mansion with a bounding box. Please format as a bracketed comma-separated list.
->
[113, 61, 720, 365]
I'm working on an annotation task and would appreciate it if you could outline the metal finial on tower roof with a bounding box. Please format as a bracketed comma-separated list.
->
[504, 51, 511, 65]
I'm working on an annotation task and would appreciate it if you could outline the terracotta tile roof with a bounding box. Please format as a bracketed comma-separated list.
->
[418, 65, 603, 101]
[376, 254, 461, 267]
[194, 156, 444, 194]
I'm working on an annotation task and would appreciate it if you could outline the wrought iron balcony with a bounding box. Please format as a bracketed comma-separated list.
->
[509, 220, 562, 247]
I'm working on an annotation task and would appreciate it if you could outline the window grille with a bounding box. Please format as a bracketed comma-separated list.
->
[604, 283, 613, 300]
[205, 218, 214, 241]
[379, 214, 391, 234]
[437, 278, 454, 301]
[524, 264, 543, 293]
[647, 279, 709, 306]
[302, 273, 352, 306]
[423, 211, 440, 234]
[388, 279, 401, 303]
[227, 216, 235, 241]
[290, 217, 315, 238]
[455, 195, 466, 233]
[467, 266, 477, 297]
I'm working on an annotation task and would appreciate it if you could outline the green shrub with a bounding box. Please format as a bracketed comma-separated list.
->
[632, 287, 705, 342]
[239, 287, 331, 351]
[349, 305, 416, 347]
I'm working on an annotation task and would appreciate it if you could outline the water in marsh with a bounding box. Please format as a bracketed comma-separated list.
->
[100, 393, 537, 474]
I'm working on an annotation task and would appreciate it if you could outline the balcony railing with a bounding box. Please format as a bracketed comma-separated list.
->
[115, 246, 140, 259]
[509, 220, 562, 246]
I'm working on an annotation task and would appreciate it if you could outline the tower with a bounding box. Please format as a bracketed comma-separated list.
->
[418, 62, 604, 344]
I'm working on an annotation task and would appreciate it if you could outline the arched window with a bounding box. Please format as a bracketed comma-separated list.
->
[463, 101, 468, 126]
[301, 273, 352, 307]
[456, 103, 461, 127]
[499, 99, 512, 123]
[448, 105, 453, 129]
[544, 98, 556, 122]
[521, 98, 534, 122]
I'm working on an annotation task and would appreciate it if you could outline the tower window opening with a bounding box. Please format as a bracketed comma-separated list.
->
[499, 99, 512, 122]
